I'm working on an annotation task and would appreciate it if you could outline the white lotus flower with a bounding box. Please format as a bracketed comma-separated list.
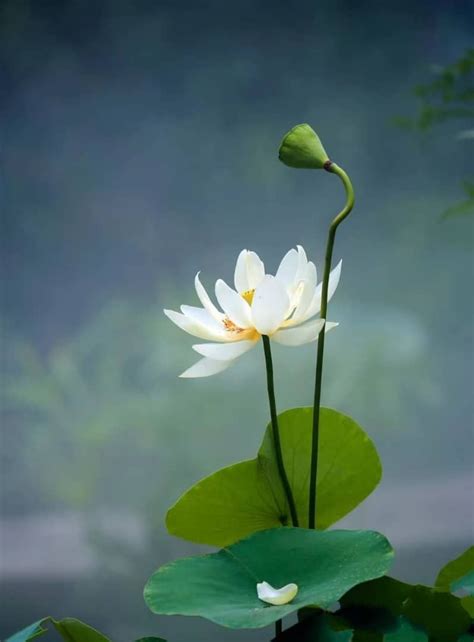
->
[256, 580, 298, 605]
[164, 246, 341, 378]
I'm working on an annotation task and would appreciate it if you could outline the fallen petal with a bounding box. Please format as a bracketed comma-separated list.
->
[256, 581, 298, 606]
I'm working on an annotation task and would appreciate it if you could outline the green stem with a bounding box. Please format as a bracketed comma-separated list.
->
[308, 162, 355, 529]
[262, 335, 299, 527]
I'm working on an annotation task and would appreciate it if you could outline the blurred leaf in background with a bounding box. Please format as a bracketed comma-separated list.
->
[394, 48, 474, 219]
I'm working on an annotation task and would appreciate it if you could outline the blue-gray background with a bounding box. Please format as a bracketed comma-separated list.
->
[1, 1, 473, 640]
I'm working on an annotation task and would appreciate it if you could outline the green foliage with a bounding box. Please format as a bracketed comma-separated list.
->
[402, 586, 471, 641]
[395, 48, 474, 132]
[2, 302, 176, 508]
[144, 527, 393, 629]
[384, 617, 428, 642]
[5, 620, 48, 642]
[167, 407, 382, 546]
[441, 181, 474, 219]
[436, 546, 474, 619]
[436, 546, 474, 592]
[436, 546, 474, 618]
[461, 595, 474, 618]
[3, 300, 243, 515]
[5, 617, 111, 642]
[340, 576, 472, 642]
[453, 571, 474, 594]
[394, 47, 474, 220]
[394, 46, 474, 223]
[279, 611, 429, 641]
[340, 576, 412, 615]
[276, 612, 353, 641]
[5, 619, 169, 642]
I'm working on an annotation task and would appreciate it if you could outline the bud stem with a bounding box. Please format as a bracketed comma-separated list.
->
[308, 162, 355, 529]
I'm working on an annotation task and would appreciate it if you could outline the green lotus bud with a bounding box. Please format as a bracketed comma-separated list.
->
[278, 123, 330, 169]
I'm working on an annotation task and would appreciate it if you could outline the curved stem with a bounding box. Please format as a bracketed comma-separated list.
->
[308, 162, 355, 529]
[262, 335, 299, 527]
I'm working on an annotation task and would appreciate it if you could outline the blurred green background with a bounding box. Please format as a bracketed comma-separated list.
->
[1, 1, 473, 640]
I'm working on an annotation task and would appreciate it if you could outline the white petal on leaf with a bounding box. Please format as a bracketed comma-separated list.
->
[325, 321, 339, 333]
[251, 275, 290, 335]
[194, 272, 224, 322]
[256, 581, 299, 606]
[234, 250, 265, 293]
[215, 279, 252, 328]
[179, 357, 233, 378]
[272, 318, 325, 346]
[164, 309, 228, 341]
[192, 339, 257, 361]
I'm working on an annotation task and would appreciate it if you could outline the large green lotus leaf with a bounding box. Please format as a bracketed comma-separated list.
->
[258, 408, 382, 530]
[144, 527, 393, 629]
[436, 547, 474, 593]
[340, 577, 471, 642]
[5, 617, 111, 642]
[167, 407, 382, 546]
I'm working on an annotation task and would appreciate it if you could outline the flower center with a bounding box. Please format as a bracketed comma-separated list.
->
[241, 289, 255, 305]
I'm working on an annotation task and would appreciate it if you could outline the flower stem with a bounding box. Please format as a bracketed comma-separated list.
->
[308, 162, 355, 530]
[262, 335, 299, 527]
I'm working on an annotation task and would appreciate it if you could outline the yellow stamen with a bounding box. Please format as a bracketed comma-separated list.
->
[223, 317, 259, 341]
[241, 289, 255, 305]
[223, 317, 244, 333]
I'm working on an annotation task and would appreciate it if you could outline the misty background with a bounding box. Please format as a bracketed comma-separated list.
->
[1, 1, 473, 640]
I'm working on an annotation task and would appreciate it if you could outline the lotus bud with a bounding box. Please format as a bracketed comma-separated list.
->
[278, 123, 330, 169]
